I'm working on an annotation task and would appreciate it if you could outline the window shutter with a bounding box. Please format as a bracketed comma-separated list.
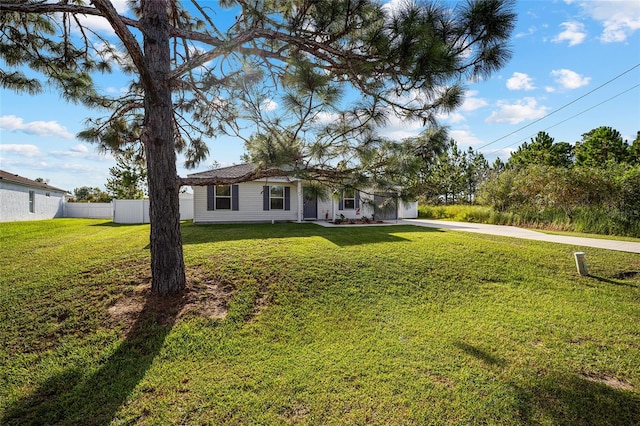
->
[263, 186, 269, 210]
[338, 192, 344, 210]
[355, 191, 360, 209]
[207, 186, 215, 211]
[232, 185, 239, 211]
[284, 186, 290, 211]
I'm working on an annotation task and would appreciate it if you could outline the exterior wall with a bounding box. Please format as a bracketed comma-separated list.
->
[0, 181, 65, 222]
[192, 181, 418, 224]
[316, 198, 333, 221]
[193, 180, 299, 224]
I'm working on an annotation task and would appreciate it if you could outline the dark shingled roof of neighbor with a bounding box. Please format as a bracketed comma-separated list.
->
[0, 169, 68, 193]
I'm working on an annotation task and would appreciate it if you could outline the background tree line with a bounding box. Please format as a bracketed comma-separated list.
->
[69, 148, 147, 202]
[417, 126, 640, 237]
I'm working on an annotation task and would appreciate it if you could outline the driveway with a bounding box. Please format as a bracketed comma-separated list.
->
[401, 219, 640, 254]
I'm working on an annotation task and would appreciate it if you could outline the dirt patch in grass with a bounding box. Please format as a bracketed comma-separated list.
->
[580, 372, 635, 391]
[108, 266, 234, 335]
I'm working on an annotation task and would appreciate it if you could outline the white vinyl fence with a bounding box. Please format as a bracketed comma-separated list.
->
[63, 193, 193, 224]
[113, 199, 149, 224]
[64, 202, 113, 219]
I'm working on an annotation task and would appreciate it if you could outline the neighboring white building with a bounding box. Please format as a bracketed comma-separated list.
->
[0, 170, 68, 222]
[187, 163, 418, 224]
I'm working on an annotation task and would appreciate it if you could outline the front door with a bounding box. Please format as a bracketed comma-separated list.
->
[303, 187, 317, 219]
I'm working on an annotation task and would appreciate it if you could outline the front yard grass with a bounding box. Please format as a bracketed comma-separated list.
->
[1, 219, 639, 425]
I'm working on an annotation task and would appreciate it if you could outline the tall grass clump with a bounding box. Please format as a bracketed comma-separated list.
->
[418, 203, 640, 237]
[418, 205, 492, 222]
[474, 164, 640, 238]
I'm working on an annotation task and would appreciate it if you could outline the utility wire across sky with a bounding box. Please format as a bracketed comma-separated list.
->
[476, 63, 640, 152]
[483, 82, 640, 156]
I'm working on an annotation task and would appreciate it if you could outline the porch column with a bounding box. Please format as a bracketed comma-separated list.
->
[297, 180, 303, 222]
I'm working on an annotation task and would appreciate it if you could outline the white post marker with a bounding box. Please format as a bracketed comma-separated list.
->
[574, 252, 589, 276]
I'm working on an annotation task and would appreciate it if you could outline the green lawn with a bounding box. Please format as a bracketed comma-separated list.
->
[1, 219, 639, 425]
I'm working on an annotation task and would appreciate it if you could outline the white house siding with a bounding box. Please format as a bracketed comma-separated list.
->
[193, 180, 299, 224]
[0, 181, 65, 222]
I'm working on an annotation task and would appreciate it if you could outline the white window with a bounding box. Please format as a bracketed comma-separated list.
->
[270, 185, 284, 210]
[215, 185, 231, 210]
[342, 189, 356, 210]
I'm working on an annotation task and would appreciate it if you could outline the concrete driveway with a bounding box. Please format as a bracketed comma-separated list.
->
[401, 219, 640, 254]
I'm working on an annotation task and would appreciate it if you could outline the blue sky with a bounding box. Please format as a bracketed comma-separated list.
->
[1, 0, 639, 193]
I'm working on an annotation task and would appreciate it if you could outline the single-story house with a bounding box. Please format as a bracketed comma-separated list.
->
[187, 163, 418, 224]
[0, 170, 68, 222]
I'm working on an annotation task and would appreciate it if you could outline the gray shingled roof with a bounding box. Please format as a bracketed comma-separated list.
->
[0, 170, 68, 193]
[186, 163, 258, 179]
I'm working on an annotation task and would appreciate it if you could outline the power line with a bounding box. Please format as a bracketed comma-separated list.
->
[476, 63, 640, 151]
[482, 82, 640, 155]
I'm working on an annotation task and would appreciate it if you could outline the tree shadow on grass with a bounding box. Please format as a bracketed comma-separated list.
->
[2, 291, 188, 426]
[514, 372, 640, 425]
[454, 341, 507, 367]
[587, 275, 638, 288]
[180, 222, 442, 247]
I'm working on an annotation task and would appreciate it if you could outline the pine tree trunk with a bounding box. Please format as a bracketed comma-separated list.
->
[141, 0, 186, 295]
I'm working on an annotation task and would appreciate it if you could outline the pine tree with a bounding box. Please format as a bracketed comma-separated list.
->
[2, 0, 516, 294]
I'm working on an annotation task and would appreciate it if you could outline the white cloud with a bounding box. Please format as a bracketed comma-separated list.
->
[499, 147, 518, 157]
[439, 111, 465, 123]
[0, 144, 42, 157]
[515, 26, 537, 38]
[59, 162, 106, 173]
[50, 149, 110, 161]
[378, 114, 424, 140]
[460, 91, 489, 111]
[506, 72, 536, 91]
[552, 21, 587, 46]
[70, 144, 90, 154]
[551, 69, 591, 89]
[485, 97, 549, 125]
[0, 115, 74, 139]
[69, 1, 130, 36]
[545, 86, 556, 93]
[260, 99, 279, 112]
[438, 91, 488, 123]
[314, 111, 341, 125]
[50, 144, 111, 161]
[449, 129, 484, 146]
[382, 0, 413, 19]
[106, 86, 129, 94]
[577, 0, 640, 43]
